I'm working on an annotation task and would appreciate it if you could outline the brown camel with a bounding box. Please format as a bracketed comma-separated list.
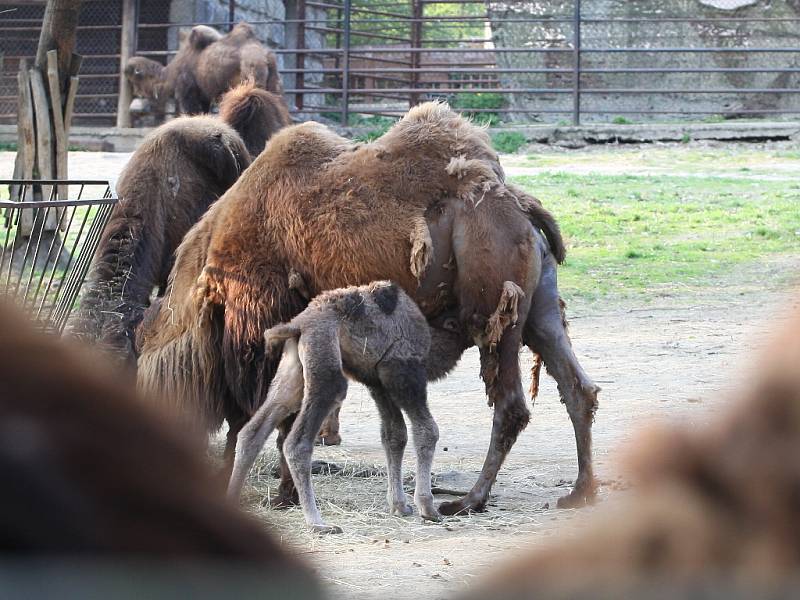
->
[463, 301, 800, 598]
[137, 101, 598, 515]
[125, 22, 285, 117]
[69, 83, 290, 370]
[0, 301, 319, 592]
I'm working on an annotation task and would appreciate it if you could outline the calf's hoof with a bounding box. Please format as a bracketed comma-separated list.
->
[390, 502, 413, 517]
[420, 510, 442, 523]
[315, 432, 342, 446]
[438, 497, 486, 516]
[311, 524, 343, 535]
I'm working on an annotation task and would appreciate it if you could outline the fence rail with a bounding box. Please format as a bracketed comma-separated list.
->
[1, 0, 799, 126]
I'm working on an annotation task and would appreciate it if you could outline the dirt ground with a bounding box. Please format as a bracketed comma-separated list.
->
[2, 142, 799, 599]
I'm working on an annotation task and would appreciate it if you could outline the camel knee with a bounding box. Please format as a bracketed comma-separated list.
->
[498, 401, 531, 453]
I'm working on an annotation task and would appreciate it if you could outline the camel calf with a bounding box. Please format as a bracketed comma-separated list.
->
[228, 281, 440, 533]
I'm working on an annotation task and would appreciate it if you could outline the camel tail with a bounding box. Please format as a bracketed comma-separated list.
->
[508, 183, 567, 265]
[219, 80, 291, 158]
[264, 323, 302, 352]
[66, 208, 158, 368]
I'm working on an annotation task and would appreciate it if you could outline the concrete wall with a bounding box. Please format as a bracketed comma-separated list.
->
[488, 0, 800, 123]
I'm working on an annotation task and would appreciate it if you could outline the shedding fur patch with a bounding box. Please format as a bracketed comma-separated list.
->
[485, 281, 525, 353]
[446, 156, 501, 207]
[409, 217, 433, 282]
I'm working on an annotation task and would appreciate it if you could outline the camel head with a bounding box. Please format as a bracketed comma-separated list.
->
[125, 56, 170, 105]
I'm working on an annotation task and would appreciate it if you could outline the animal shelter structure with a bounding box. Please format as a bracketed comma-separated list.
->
[0, 0, 799, 126]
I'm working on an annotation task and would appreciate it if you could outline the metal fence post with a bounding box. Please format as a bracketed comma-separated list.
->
[409, 0, 422, 108]
[341, 0, 351, 125]
[228, 0, 235, 32]
[295, 0, 306, 111]
[572, 0, 581, 125]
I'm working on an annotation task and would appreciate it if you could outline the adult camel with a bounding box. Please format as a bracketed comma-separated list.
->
[137, 102, 599, 514]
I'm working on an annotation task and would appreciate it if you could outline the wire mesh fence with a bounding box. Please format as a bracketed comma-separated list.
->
[1, 0, 799, 126]
[0, 1, 123, 126]
[0, 180, 117, 334]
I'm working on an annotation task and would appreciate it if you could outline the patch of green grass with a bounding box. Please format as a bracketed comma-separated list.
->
[510, 172, 800, 301]
[611, 116, 632, 125]
[351, 115, 396, 142]
[0, 142, 17, 152]
[492, 131, 527, 154]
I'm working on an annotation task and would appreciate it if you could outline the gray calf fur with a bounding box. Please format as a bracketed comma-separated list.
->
[227, 281, 440, 533]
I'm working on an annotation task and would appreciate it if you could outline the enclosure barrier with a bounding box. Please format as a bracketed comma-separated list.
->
[1, 0, 799, 125]
[0, 180, 117, 333]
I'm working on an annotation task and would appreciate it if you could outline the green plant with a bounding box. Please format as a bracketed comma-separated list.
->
[450, 92, 506, 126]
[491, 131, 527, 154]
[0, 142, 17, 151]
[350, 115, 395, 142]
[612, 116, 632, 125]
[681, 133, 692, 143]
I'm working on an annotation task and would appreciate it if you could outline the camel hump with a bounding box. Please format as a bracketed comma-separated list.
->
[189, 25, 223, 51]
[219, 81, 290, 158]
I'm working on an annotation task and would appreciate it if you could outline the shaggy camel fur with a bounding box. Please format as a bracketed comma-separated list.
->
[463, 303, 800, 599]
[67, 114, 250, 368]
[219, 80, 291, 157]
[137, 101, 597, 514]
[125, 22, 284, 117]
[228, 281, 441, 533]
[0, 301, 313, 581]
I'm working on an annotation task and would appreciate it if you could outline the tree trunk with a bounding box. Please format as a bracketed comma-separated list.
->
[35, 0, 82, 99]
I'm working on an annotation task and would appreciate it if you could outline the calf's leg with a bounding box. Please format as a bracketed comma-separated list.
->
[227, 339, 304, 500]
[285, 337, 348, 534]
[370, 385, 412, 517]
[378, 360, 440, 521]
[524, 254, 600, 508]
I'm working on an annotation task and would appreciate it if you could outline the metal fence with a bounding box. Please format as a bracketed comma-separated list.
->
[0, 1, 124, 125]
[0, 180, 117, 333]
[2, 0, 799, 126]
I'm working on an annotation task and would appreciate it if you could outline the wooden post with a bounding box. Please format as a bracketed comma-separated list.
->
[8, 0, 83, 259]
[116, 0, 136, 128]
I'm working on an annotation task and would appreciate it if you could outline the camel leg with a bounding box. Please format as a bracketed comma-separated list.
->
[227, 340, 304, 500]
[439, 324, 530, 516]
[222, 408, 249, 481]
[284, 381, 347, 533]
[377, 360, 440, 521]
[284, 337, 348, 534]
[405, 401, 440, 521]
[370, 386, 412, 517]
[524, 255, 600, 508]
[270, 414, 300, 508]
[316, 402, 342, 446]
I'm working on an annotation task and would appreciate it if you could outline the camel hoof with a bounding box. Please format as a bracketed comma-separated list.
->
[264, 493, 300, 510]
[315, 433, 342, 446]
[312, 524, 343, 535]
[390, 502, 413, 517]
[438, 498, 485, 516]
[556, 489, 595, 509]
[420, 510, 442, 523]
